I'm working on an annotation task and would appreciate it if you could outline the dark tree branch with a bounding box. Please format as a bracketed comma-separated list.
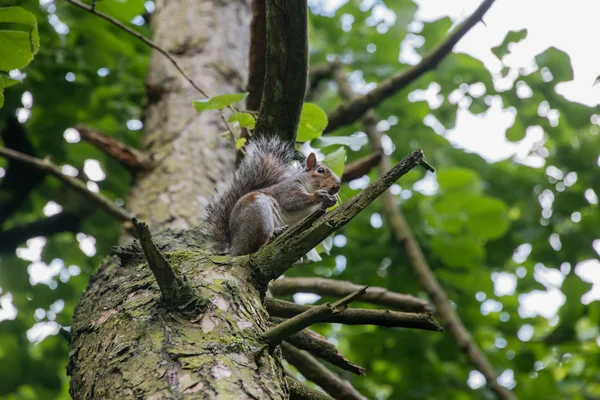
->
[262, 287, 367, 345]
[252, 149, 427, 284]
[266, 298, 442, 332]
[270, 277, 429, 312]
[282, 342, 368, 400]
[0, 213, 81, 254]
[333, 62, 516, 400]
[282, 324, 366, 376]
[75, 124, 152, 173]
[0, 116, 45, 225]
[341, 151, 383, 182]
[65, 0, 209, 98]
[131, 219, 202, 310]
[305, 63, 337, 101]
[0, 147, 133, 221]
[324, 0, 496, 133]
[254, 0, 308, 141]
[285, 376, 334, 400]
[246, 0, 267, 111]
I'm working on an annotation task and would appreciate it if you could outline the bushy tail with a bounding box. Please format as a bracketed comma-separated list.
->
[203, 137, 298, 254]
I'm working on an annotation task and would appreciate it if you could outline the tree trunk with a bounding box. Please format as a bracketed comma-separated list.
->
[67, 1, 289, 398]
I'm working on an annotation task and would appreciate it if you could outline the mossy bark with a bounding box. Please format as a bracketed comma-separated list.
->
[68, 0, 289, 398]
[69, 247, 287, 399]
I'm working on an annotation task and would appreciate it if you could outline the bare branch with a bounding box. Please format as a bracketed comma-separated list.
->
[333, 60, 516, 400]
[254, 0, 308, 141]
[0, 116, 45, 225]
[65, 0, 209, 98]
[262, 287, 367, 345]
[131, 219, 202, 310]
[0, 213, 80, 254]
[246, 0, 266, 111]
[324, 0, 496, 133]
[282, 342, 367, 400]
[0, 147, 133, 221]
[266, 298, 442, 332]
[75, 124, 152, 173]
[252, 149, 426, 284]
[341, 151, 383, 183]
[270, 277, 429, 312]
[305, 63, 337, 101]
[282, 324, 366, 376]
[285, 376, 334, 400]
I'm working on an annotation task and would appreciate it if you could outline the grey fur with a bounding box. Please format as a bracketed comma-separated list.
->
[203, 137, 298, 254]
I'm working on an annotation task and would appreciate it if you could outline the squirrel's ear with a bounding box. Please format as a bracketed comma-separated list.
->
[306, 153, 317, 170]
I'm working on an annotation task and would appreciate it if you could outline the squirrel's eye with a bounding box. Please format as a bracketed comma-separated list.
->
[317, 167, 325, 174]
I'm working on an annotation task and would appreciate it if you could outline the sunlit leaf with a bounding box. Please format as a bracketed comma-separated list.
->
[436, 168, 482, 195]
[312, 134, 368, 148]
[322, 146, 346, 177]
[297, 103, 328, 142]
[193, 92, 248, 112]
[0, 6, 39, 70]
[229, 112, 256, 129]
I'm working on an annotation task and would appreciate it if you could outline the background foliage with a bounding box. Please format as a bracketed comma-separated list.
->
[1, 0, 599, 399]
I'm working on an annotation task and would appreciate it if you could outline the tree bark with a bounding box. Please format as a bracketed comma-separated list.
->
[68, 1, 290, 398]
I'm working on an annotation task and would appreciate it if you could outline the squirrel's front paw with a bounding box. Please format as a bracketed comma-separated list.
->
[316, 190, 337, 208]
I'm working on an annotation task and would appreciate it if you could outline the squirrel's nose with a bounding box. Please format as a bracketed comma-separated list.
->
[332, 183, 340, 193]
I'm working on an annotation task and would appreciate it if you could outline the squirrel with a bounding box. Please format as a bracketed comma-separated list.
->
[204, 136, 341, 256]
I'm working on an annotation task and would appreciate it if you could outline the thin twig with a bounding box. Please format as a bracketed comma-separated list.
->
[333, 61, 516, 400]
[131, 219, 202, 310]
[324, 0, 496, 133]
[282, 342, 368, 400]
[0, 147, 133, 221]
[262, 287, 367, 345]
[266, 298, 442, 332]
[285, 376, 334, 400]
[281, 323, 366, 376]
[270, 277, 429, 312]
[65, 0, 209, 98]
[75, 124, 152, 173]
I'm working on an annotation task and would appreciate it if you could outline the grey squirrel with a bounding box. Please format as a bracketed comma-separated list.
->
[204, 136, 341, 256]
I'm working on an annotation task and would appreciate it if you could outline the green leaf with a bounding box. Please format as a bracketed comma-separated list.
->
[235, 138, 247, 150]
[96, 0, 146, 23]
[464, 197, 510, 239]
[535, 46, 573, 82]
[297, 103, 328, 142]
[311, 134, 368, 148]
[430, 236, 484, 269]
[322, 147, 346, 177]
[559, 275, 592, 324]
[229, 112, 256, 129]
[193, 92, 248, 112]
[0, 6, 40, 71]
[491, 29, 527, 59]
[505, 115, 526, 142]
[436, 168, 482, 195]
